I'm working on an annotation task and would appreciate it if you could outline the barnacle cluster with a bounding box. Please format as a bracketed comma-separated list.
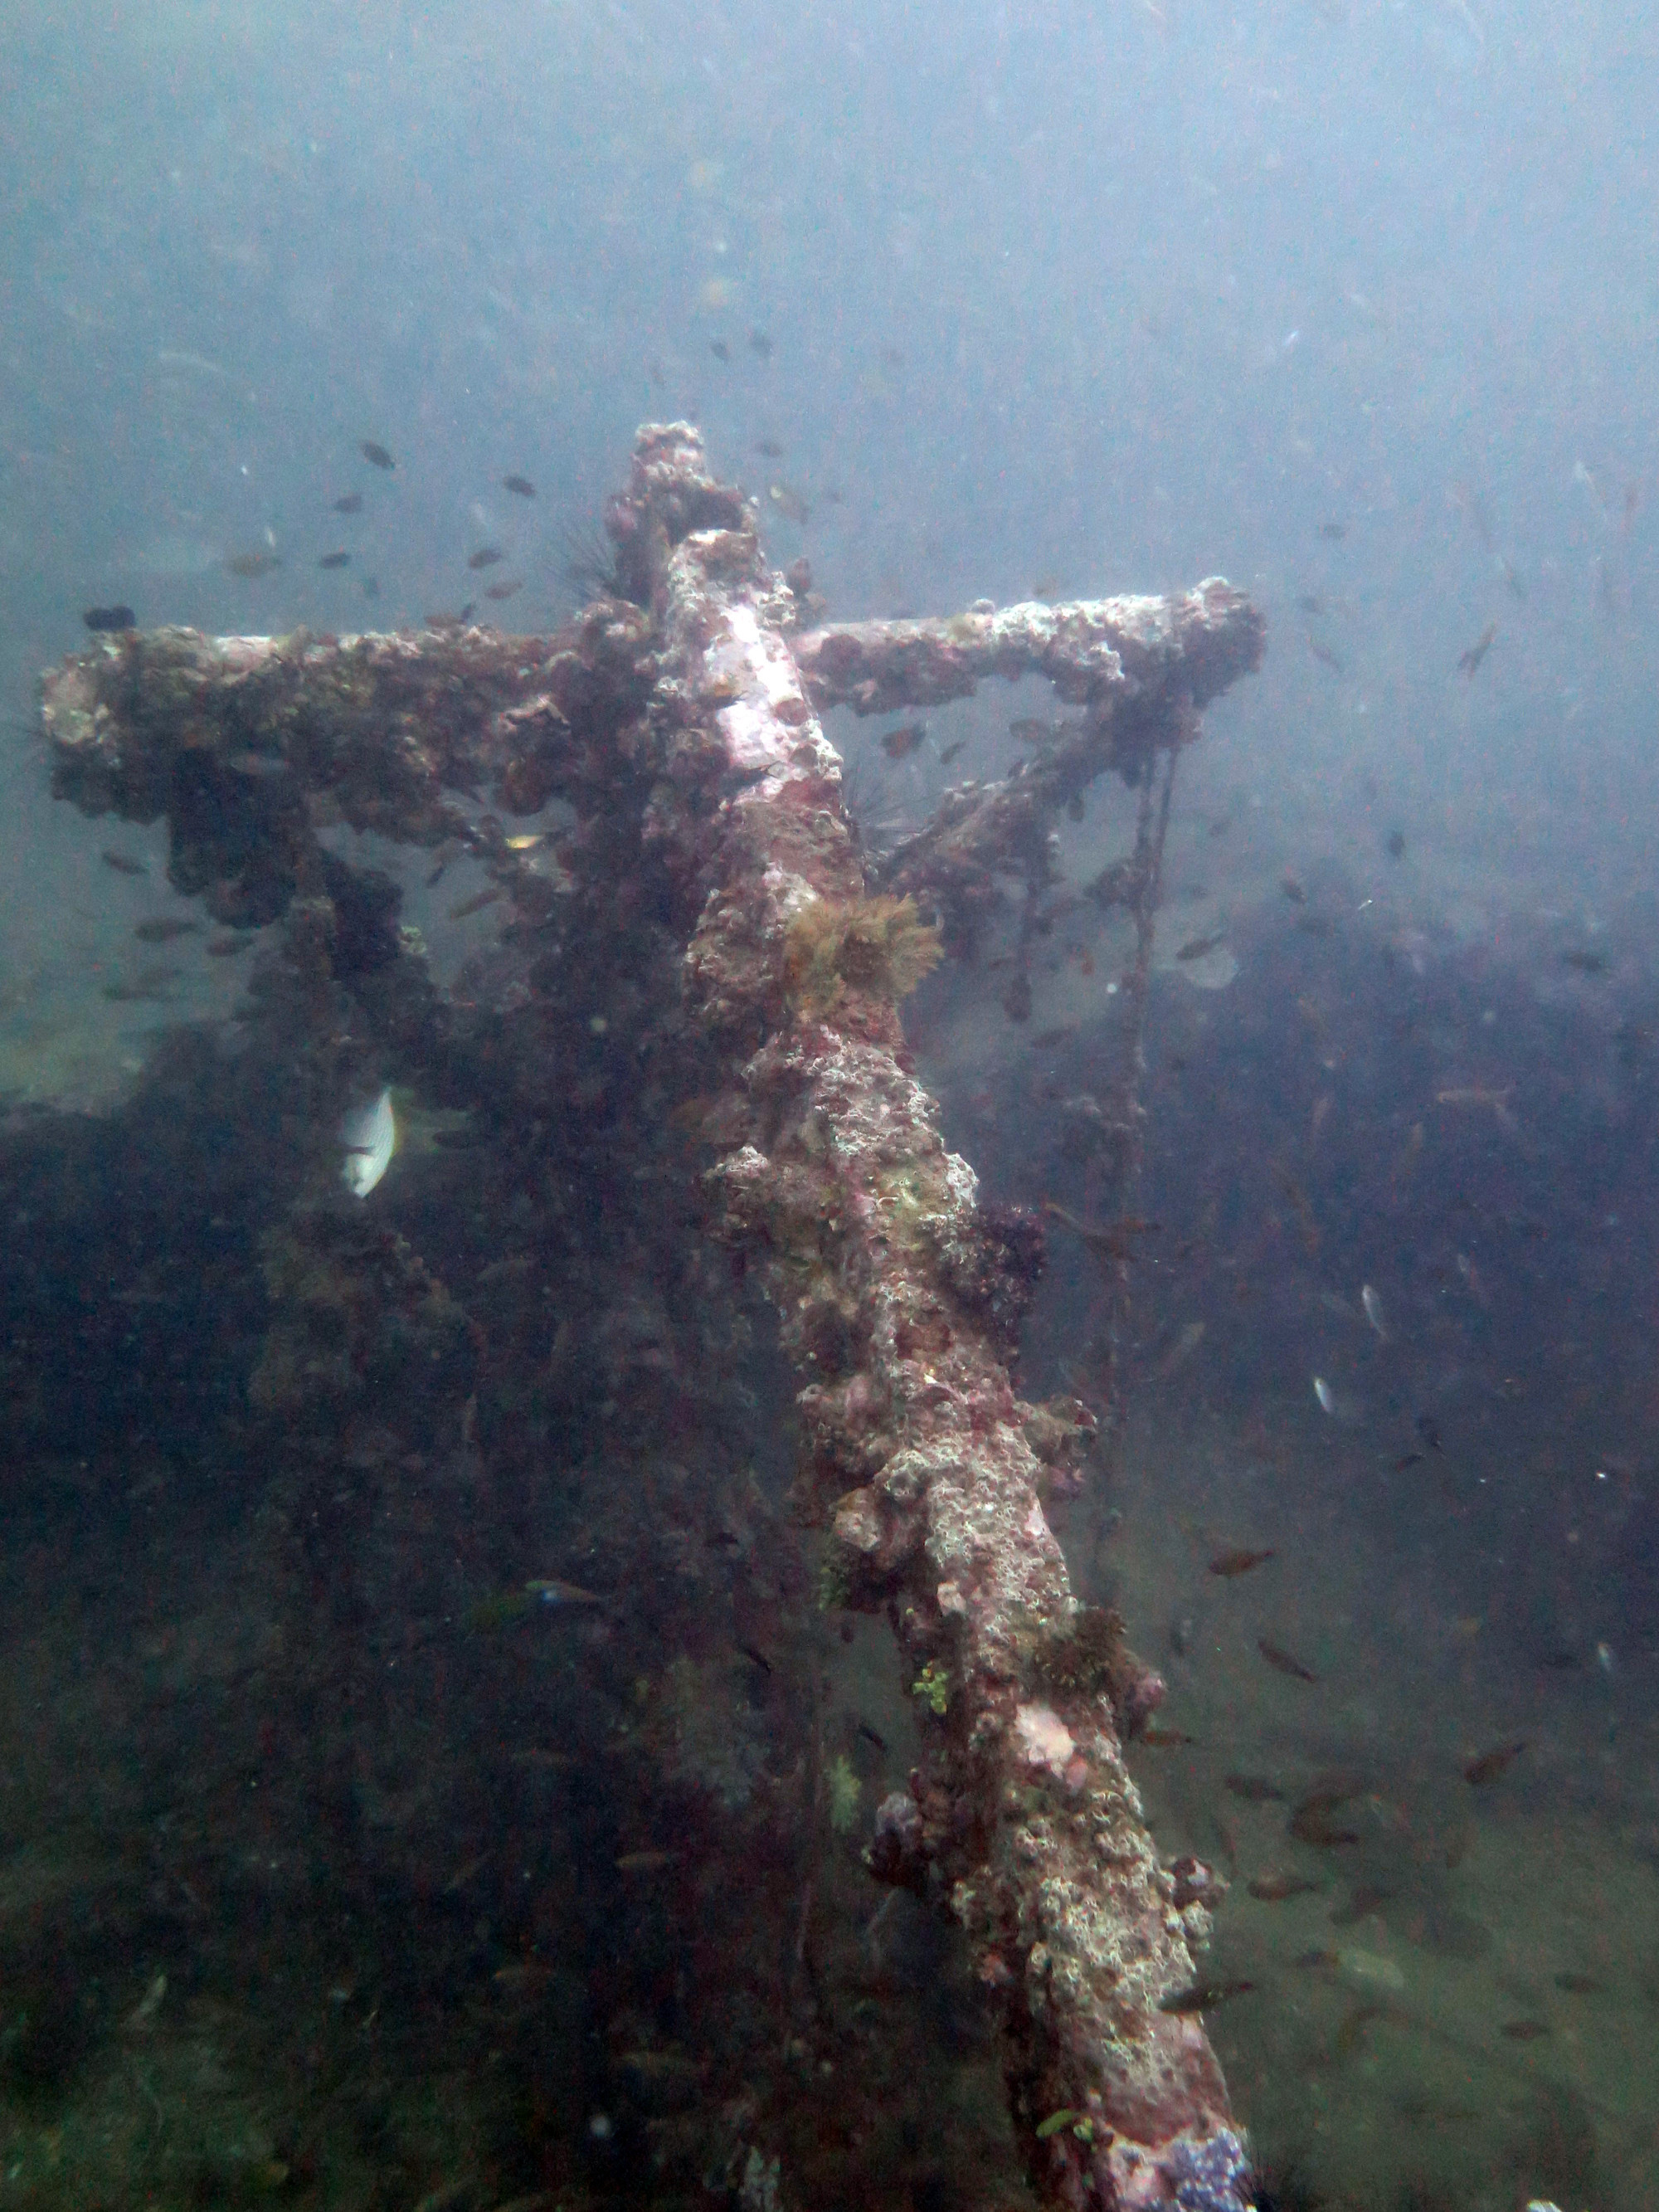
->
[1032, 1605, 1131, 1697]
[783, 894, 941, 1016]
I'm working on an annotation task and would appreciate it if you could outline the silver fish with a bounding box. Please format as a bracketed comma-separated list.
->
[1361, 1284, 1387, 1338]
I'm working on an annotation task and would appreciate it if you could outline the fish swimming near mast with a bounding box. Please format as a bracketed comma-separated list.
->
[341, 1088, 397, 1196]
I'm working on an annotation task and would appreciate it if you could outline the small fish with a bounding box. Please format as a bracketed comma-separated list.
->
[1297, 593, 1326, 616]
[1157, 1978, 1256, 2015]
[1138, 1726, 1198, 1747]
[1553, 1972, 1603, 1995]
[226, 551, 282, 577]
[1208, 1547, 1275, 1579]
[423, 604, 475, 628]
[1009, 717, 1051, 744]
[525, 1578, 607, 1606]
[333, 493, 364, 514]
[1560, 948, 1608, 975]
[1312, 1376, 1337, 1415]
[468, 547, 506, 570]
[767, 481, 810, 524]
[937, 738, 968, 766]
[1258, 1639, 1319, 1684]
[880, 721, 927, 759]
[1462, 1738, 1526, 1786]
[492, 1961, 551, 1993]
[102, 967, 179, 1002]
[736, 1640, 774, 1674]
[1390, 1451, 1424, 1474]
[1361, 1284, 1387, 1337]
[502, 474, 537, 497]
[1176, 931, 1228, 962]
[1156, 1320, 1206, 1377]
[1309, 639, 1347, 675]
[1289, 1791, 1360, 1846]
[1457, 622, 1497, 677]
[1414, 1413, 1443, 1451]
[1331, 1883, 1394, 1927]
[1500, 2020, 1551, 2042]
[1281, 872, 1306, 904]
[340, 1087, 397, 1198]
[1335, 2000, 1388, 2059]
[83, 604, 137, 632]
[1318, 521, 1348, 540]
[101, 849, 148, 875]
[132, 917, 201, 943]
[710, 339, 730, 362]
[1224, 1776, 1287, 1803]
[450, 887, 505, 919]
[1042, 1202, 1161, 1264]
[748, 328, 773, 358]
[318, 550, 351, 569]
[360, 440, 396, 469]
[755, 438, 785, 458]
[615, 1849, 679, 1873]
[484, 579, 523, 601]
[1385, 828, 1406, 859]
[204, 933, 249, 957]
[1248, 1873, 1320, 1902]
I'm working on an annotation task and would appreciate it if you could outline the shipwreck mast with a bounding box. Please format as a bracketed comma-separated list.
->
[41, 424, 1263, 2212]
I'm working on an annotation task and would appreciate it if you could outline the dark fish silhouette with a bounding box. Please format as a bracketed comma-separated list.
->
[1158, 1978, 1255, 2015]
[1248, 1872, 1320, 1902]
[1208, 1547, 1275, 1579]
[1319, 520, 1348, 539]
[468, 547, 505, 570]
[1386, 829, 1406, 858]
[1177, 932, 1228, 962]
[318, 551, 350, 569]
[748, 327, 774, 358]
[82, 604, 136, 632]
[101, 849, 147, 875]
[1415, 1414, 1443, 1451]
[1457, 622, 1497, 677]
[880, 722, 927, 759]
[1289, 1791, 1360, 1847]
[333, 493, 363, 514]
[1258, 1639, 1318, 1683]
[502, 475, 536, 497]
[1463, 1738, 1527, 1786]
[710, 339, 730, 362]
[226, 551, 281, 577]
[360, 440, 395, 469]
[1224, 1775, 1287, 1802]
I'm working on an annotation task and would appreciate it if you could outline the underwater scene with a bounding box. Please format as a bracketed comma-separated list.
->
[1, 6, 1657, 2211]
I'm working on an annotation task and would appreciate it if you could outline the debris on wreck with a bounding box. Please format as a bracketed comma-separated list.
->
[38, 422, 1263, 2212]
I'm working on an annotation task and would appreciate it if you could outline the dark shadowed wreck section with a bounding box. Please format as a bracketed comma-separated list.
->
[41, 422, 1263, 2212]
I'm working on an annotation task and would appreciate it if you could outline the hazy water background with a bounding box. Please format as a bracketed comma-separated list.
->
[2, 2, 1658, 2206]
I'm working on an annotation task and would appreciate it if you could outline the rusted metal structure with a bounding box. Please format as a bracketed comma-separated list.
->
[41, 424, 1263, 2211]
